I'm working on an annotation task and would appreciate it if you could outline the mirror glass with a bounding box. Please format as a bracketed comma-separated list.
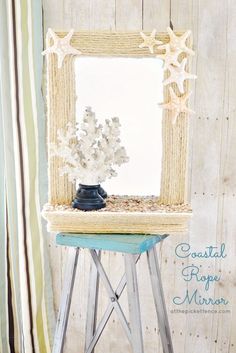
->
[75, 57, 163, 196]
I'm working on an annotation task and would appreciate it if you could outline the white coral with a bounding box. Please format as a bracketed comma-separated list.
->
[51, 107, 129, 185]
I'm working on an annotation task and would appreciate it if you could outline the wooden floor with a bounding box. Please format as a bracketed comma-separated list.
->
[42, 1, 236, 352]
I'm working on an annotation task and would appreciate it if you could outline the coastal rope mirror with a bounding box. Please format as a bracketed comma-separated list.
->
[42, 29, 196, 234]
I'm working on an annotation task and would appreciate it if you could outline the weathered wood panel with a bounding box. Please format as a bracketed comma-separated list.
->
[143, 0, 170, 31]
[115, 0, 142, 30]
[189, 2, 230, 353]
[42, 1, 236, 352]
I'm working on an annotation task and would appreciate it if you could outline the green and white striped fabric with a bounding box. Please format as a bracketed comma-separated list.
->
[0, 1, 54, 352]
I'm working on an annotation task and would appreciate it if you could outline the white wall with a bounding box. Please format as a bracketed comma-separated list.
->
[43, 1, 236, 352]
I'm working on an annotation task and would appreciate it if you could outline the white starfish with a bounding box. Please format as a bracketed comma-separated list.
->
[139, 29, 163, 54]
[156, 43, 181, 70]
[163, 58, 197, 94]
[42, 28, 81, 69]
[159, 87, 195, 124]
[158, 27, 194, 56]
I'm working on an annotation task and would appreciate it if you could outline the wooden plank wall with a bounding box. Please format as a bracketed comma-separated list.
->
[42, 1, 236, 352]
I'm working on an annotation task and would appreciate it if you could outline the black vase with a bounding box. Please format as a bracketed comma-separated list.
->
[72, 184, 106, 211]
[98, 185, 108, 199]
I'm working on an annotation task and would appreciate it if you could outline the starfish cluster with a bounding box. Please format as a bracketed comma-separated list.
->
[42, 27, 196, 126]
[139, 27, 197, 124]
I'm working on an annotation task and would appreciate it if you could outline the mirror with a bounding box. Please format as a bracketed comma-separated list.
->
[75, 57, 163, 196]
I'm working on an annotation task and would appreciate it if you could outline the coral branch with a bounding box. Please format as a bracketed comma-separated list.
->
[51, 107, 129, 185]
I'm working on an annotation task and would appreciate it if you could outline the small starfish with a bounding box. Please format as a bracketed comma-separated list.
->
[42, 28, 81, 69]
[156, 43, 181, 70]
[139, 29, 163, 54]
[158, 27, 194, 56]
[163, 58, 197, 94]
[159, 87, 195, 124]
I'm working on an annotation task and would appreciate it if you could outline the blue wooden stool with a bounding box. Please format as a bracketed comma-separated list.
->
[52, 234, 174, 353]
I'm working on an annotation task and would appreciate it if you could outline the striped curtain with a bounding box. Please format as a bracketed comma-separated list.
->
[0, 1, 54, 352]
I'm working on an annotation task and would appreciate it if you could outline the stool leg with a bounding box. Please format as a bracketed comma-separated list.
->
[124, 254, 144, 353]
[147, 247, 174, 353]
[85, 250, 101, 353]
[52, 247, 79, 353]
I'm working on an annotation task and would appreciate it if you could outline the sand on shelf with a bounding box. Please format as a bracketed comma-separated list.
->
[44, 195, 192, 213]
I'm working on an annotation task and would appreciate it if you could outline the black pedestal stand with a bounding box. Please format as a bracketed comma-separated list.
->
[72, 184, 106, 211]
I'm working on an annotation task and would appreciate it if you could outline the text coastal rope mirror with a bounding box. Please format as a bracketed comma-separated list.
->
[42, 28, 196, 234]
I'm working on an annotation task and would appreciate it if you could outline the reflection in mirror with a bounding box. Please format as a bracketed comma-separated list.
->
[75, 57, 163, 196]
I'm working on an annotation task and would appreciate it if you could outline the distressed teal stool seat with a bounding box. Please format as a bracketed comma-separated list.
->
[52, 233, 174, 353]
